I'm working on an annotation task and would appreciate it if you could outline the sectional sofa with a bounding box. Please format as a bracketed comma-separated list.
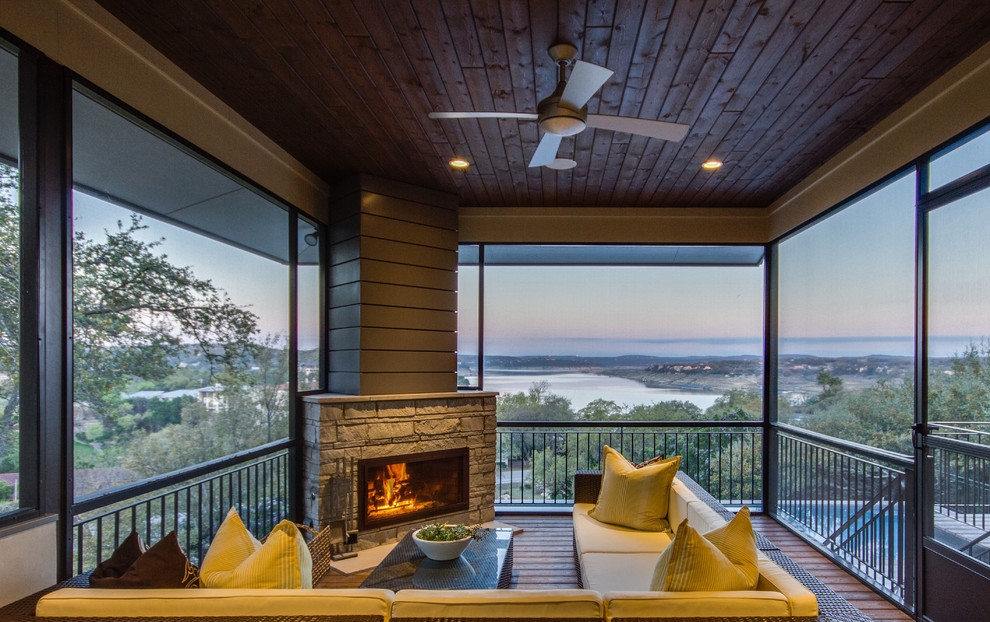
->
[572, 473, 819, 620]
[3, 472, 828, 622]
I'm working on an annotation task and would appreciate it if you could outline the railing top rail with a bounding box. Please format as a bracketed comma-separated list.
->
[931, 423, 990, 436]
[73, 439, 292, 514]
[775, 422, 913, 467]
[496, 419, 762, 429]
[925, 434, 990, 461]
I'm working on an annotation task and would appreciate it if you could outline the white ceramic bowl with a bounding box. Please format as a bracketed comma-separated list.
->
[411, 528, 473, 561]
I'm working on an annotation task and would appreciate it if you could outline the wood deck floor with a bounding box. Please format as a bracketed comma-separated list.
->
[317, 512, 912, 621]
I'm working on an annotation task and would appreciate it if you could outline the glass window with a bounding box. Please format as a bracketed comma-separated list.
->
[926, 168, 990, 563]
[71, 88, 290, 498]
[0, 46, 19, 517]
[457, 245, 479, 388]
[929, 125, 990, 192]
[479, 247, 765, 421]
[777, 173, 916, 452]
[928, 185, 990, 432]
[297, 216, 321, 390]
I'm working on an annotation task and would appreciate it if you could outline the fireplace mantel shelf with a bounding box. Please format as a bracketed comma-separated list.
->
[302, 391, 499, 404]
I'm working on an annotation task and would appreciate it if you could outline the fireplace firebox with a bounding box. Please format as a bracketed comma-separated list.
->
[357, 447, 469, 530]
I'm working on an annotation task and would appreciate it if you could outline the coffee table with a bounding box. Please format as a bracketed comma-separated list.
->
[359, 527, 513, 591]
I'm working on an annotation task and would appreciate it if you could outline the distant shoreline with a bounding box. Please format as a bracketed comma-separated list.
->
[464, 353, 921, 399]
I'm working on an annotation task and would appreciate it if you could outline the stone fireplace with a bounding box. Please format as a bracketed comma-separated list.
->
[302, 392, 497, 551]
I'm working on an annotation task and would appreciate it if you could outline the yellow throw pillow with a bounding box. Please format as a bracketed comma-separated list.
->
[702, 506, 759, 589]
[200, 508, 313, 589]
[588, 446, 681, 531]
[650, 518, 753, 591]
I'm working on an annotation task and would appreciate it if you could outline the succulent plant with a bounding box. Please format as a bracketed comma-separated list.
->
[415, 523, 486, 542]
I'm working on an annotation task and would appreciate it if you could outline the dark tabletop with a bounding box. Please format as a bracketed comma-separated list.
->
[360, 527, 513, 591]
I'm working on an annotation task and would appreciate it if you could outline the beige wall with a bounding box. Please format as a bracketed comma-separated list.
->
[0, 0, 329, 220]
[459, 206, 767, 244]
[0, 516, 57, 606]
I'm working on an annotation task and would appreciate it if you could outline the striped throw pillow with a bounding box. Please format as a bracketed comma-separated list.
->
[200, 508, 313, 589]
[702, 506, 759, 589]
[650, 510, 759, 592]
[588, 446, 681, 531]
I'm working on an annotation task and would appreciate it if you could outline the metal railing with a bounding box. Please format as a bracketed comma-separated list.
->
[926, 434, 990, 565]
[775, 424, 914, 606]
[495, 421, 763, 509]
[72, 441, 291, 574]
[930, 421, 990, 445]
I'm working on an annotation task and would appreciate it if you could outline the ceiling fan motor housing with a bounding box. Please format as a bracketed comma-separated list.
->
[537, 90, 587, 136]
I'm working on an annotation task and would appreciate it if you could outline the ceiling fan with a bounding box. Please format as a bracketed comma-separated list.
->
[428, 43, 690, 169]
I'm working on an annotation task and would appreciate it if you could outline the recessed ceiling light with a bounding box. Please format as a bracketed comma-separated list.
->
[702, 159, 723, 170]
[449, 158, 470, 169]
[546, 158, 577, 170]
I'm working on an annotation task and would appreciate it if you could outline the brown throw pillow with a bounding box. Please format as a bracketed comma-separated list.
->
[89, 531, 146, 586]
[635, 453, 666, 468]
[91, 531, 200, 588]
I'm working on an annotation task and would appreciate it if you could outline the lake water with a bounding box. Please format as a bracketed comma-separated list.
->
[471, 371, 721, 411]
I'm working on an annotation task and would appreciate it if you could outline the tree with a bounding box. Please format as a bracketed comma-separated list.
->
[496, 381, 575, 421]
[72, 214, 259, 438]
[578, 398, 625, 422]
[816, 371, 843, 395]
[219, 333, 289, 444]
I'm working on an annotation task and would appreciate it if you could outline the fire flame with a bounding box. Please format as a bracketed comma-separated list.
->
[382, 462, 407, 507]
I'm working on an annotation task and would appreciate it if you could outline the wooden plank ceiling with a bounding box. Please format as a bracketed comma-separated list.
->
[96, 0, 990, 208]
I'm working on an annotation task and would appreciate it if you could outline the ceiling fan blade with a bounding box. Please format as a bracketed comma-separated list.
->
[529, 133, 563, 167]
[428, 111, 538, 120]
[586, 114, 690, 142]
[560, 61, 614, 109]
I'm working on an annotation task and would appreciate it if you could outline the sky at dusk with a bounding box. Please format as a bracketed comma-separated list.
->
[72, 192, 321, 349]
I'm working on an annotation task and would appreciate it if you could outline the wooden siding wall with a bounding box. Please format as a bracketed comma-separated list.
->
[328, 175, 459, 395]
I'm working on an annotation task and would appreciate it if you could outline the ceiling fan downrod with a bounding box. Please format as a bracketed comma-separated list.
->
[539, 43, 587, 136]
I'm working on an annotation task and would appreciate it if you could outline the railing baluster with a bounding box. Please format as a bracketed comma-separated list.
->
[72, 449, 290, 575]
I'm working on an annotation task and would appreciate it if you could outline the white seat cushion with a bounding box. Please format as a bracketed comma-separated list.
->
[579, 553, 659, 593]
[573, 503, 672, 555]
